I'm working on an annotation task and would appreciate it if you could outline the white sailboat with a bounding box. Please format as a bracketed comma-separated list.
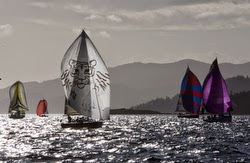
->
[9, 81, 29, 119]
[60, 30, 110, 128]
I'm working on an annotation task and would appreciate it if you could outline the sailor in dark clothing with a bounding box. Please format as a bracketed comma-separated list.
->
[68, 115, 72, 123]
[219, 114, 224, 117]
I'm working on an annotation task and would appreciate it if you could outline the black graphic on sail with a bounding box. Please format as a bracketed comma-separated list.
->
[61, 30, 110, 120]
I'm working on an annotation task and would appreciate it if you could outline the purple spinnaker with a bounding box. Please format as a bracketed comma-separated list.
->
[202, 59, 232, 114]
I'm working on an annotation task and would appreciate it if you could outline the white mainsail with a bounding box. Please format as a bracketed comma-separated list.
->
[61, 30, 110, 120]
[9, 81, 29, 113]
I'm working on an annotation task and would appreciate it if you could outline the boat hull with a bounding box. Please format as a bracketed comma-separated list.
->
[9, 114, 25, 119]
[38, 114, 48, 117]
[9, 111, 25, 119]
[203, 116, 232, 123]
[61, 121, 103, 129]
[177, 114, 199, 118]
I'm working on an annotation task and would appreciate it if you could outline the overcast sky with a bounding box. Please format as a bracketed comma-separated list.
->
[1, 0, 250, 87]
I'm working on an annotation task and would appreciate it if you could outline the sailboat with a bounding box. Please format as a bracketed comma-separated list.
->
[176, 67, 202, 118]
[202, 59, 233, 122]
[9, 81, 29, 119]
[36, 99, 48, 117]
[60, 30, 110, 128]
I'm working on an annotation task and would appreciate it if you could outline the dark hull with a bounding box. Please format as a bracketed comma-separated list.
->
[177, 114, 199, 118]
[9, 109, 25, 119]
[9, 114, 25, 119]
[203, 116, 232, 123]
[38, 114, 48, 117]
[61, 121, 103, 129]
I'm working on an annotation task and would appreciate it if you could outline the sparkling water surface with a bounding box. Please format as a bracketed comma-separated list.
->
[0, 115, 249, 162]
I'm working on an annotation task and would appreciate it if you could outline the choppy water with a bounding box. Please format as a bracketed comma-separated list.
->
[0, 115, 249, 162]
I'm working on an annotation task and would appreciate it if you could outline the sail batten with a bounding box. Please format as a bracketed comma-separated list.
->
[61, 30, 110, 120]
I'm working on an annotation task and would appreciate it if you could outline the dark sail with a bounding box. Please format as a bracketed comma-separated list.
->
[178, 67, 202, 114]
[202, 59, 232, 114]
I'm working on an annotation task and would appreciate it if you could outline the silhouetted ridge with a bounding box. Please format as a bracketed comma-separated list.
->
[129, 95, 179, 113]
[129, 76, 250, 115]
[226, 75, 250, 93]
[231, 91, 250, 115]
[110, 108, 161, 114]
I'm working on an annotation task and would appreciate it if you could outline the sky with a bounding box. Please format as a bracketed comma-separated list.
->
[1, 0, 250, 88]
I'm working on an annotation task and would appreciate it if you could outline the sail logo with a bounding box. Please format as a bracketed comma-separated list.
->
[61, 59, 97, 89]
[93, 71, 110, 91]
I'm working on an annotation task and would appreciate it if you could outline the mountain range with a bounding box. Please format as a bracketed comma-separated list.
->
[130, 76, 250, 114]
[0, 59, 250, 114]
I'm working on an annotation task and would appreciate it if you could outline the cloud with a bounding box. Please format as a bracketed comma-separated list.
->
[106, 15, 122, 23]
[65, 4, 86, 14]
[0, 24, 13, 37]
[24, 18, 62, 26]
[98, 31, 111, 39]
[195, 12, 219, 19]
[64, 4, 100, 14]
[85, 14, 102, 20]
[28, 2, 54, 8]
[118, 2, 250, 30]
[63, 1, 250, 31]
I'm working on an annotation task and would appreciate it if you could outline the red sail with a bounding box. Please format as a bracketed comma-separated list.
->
[36, 99, 48, 116]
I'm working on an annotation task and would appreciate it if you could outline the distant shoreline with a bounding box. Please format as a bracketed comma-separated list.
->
[110, 109, 250, 115]
[0, 111, 249, 115]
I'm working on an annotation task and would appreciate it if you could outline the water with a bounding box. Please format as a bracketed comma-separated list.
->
[0, 115, 249, 162]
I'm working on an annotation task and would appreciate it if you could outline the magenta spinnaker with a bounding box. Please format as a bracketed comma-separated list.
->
[202, 59, 232, 114]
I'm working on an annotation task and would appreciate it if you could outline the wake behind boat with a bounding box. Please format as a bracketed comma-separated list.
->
[176, 67, 202, 118]
[60, 29, 110, 128]
[8, 81, 29, 119]
[202, 59, 233, 122]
